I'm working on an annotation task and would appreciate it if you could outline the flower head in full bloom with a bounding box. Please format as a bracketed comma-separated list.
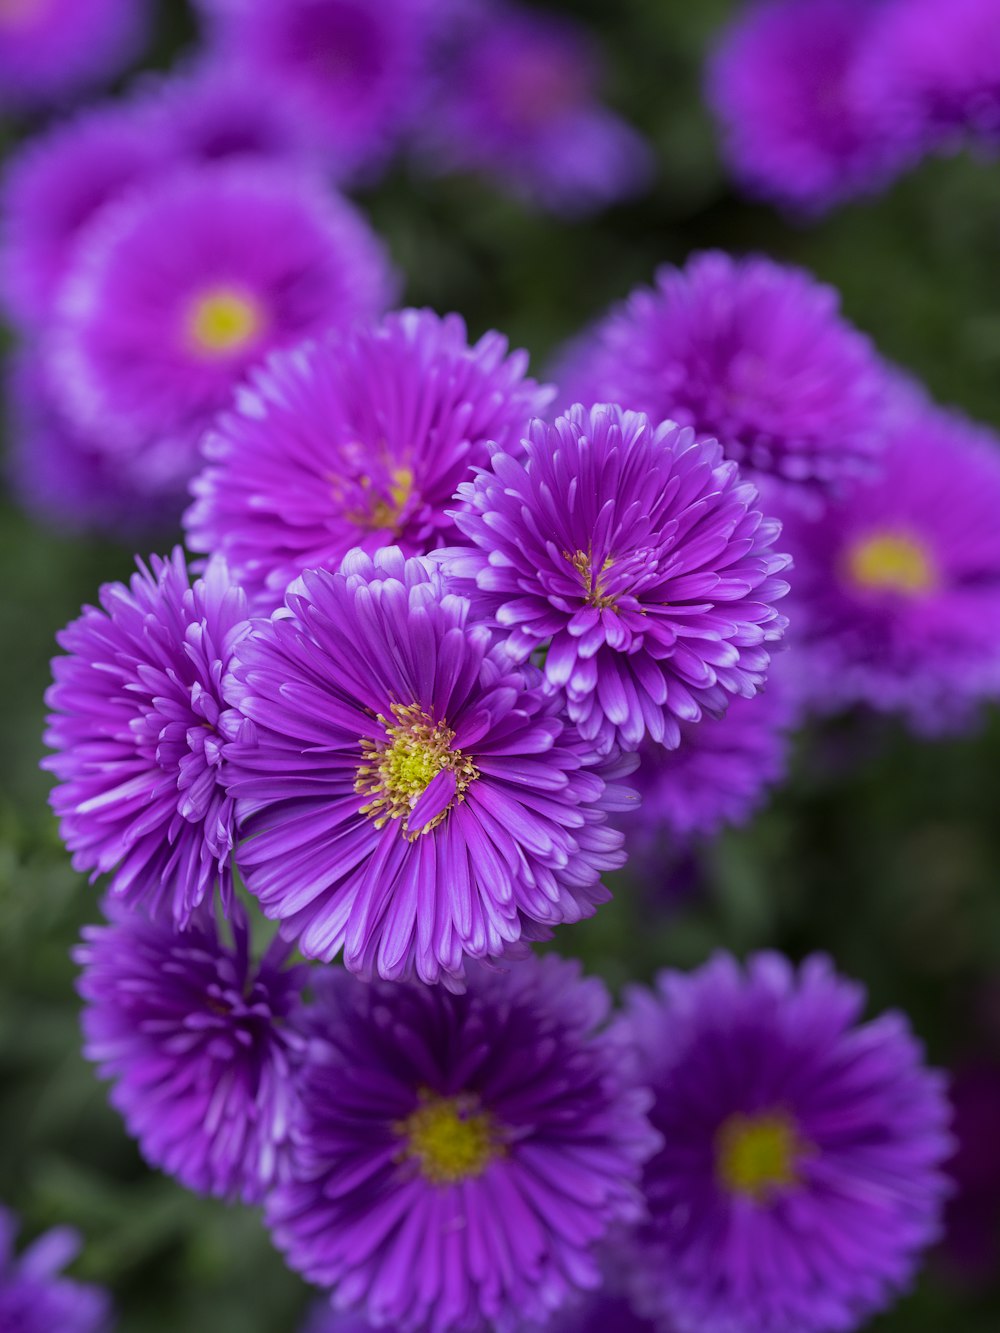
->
[44, 550, 249, 925]
[777, 400, 1000, 729]
[0, 0, 150, 112]
[0, 1209, 110, 1333]
[51, 161, 394, 477]
[75, 907, 307, 1203]
[619, 951, 952, 1333]
[224, 547, 631, 987]
[267, 954, 659, 1332]
[416, 0, 652, 215]
[185, 308, 553, 609]
[556, 252, 888, 501]
[447, 403, 790, 754]
[706, 0, 917, 215]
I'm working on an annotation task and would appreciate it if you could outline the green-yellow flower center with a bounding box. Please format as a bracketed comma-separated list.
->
[716, 1110, 803, 1201]
[186, 286, 263, 357]
[844, 531, 937, 596]
[567, 548, 618, 611]
[397, 1092, 498, 1185]
[344, 466, 416, 533]
[355, 703, 478, 839]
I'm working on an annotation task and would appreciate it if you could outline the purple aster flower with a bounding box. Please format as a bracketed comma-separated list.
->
[777, 399, 1000, 728]
[4, 355, 177, 538]
[856, 0, 1000, 150]
[0, 99, 164, 330]
[75, 906, 307, 1203]
[0, 0, 150, 113]
[555, 252, 889, 502]
[446, 402, 790, 755]
[43, 549, 250, 925]
[416, 0, 652, 215]
[619, 951, 952, 1333]
[184, 307, 553, 610]
[0, 1208, 110, 1333]
[624, 676, 794, 848]
[51, 161, 395, 477]
[706, 0, 917, 215]
[267, 954, 659, 1332]
[198, 0, 435, 182]
[224, 546, 632, 987]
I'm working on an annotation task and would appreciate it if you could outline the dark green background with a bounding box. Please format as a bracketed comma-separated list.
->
[2, 2, 999, 1328]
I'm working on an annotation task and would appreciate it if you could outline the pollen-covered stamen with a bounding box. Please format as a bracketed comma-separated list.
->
[186, 285, 264, 357]
[341, 465, 416, 533]
[567, 547, 619, 610]
[844, 531, 938, 596]
[396, 1090, 499, 1185]
[355, 702, 478, 838]
[716, 1109, 805, 1201]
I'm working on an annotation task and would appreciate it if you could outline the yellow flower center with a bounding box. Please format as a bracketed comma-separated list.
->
[397, 1092, 498, 1185]
[716, 1110, 803, 1201]
[355, 703, 478, 839]
[844, 531, 937, 596]
[186, 286, 263, 357]
[343, 466, 416, 533]
[567, 548, 618, 611]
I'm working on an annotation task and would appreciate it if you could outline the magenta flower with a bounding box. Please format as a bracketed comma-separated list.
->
[447, 403, 790, 754]
[267, 955, 659, 1331]
[185, 307, 552, 609]
[224, 546, 632, 987]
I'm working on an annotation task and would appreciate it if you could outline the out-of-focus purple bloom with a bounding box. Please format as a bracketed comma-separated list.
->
[0, 99, 163, 329]
[941, 1061, 1000, 1278]
[75, 907, 307, 1203]
[0, 1208, 111, 1333]
[555, 252, 889, 502]
[267, 954, 659, 1332]
[44, 550, 249, 925]
[706, 0, 918, 215]
[416, 0, 652, 215]
[777, 400, 1000, 729]
[0, 0, 150, 113]
[299, 1304, 377, 1333]
[620, 951, 952, 1333]
[446, 402, 790, 754]
[185, 308, 552, 609]
[224, 546, 632, 988]
[4, 355, 176, 538]
[198, 0, 434, 182]
[51, 161, 394, 485]
[624, 676, 794, 847]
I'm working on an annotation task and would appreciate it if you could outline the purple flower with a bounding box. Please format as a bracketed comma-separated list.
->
[224, 546, 632, 987]
[706, 0, 917, 215]
[555, 252, 889, 502]
[0, 98, 163, 329]
[416, 0, 652, 215]
[446, 403, 790, 755]
[624, 676, 794, 847]
[198, 0, 434, 182]
[43, 550, 249, 925]
[75, 907, 307, 1203]
[185, 308, 553, 610]
[51, 161, 394, 481]
[777, 399, 1000, 729]
[619, 951, 952, 1333]
[267, 954, 659, 1332]
[0, 1209, 110, 1333]
[0, 0, 150, 112]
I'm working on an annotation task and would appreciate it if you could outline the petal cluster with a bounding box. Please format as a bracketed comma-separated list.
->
[0, 1209, 110, 1333]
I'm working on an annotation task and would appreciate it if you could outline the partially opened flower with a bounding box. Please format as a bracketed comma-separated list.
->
[416, 0, 652, 215]
[44, 550, 249, 925]
[447, 402, 790, 754]
[620, 951, 952, 1333]
[778, 400, 1000, 728]
[555, 252, 888, 501]
[185, 308, 552, 608]
[76, 907, 308, 1203]
[224, 546, 631, 987]
[706, 0, 917, 214]
[0, 0, 150, 112]
[267, 955, 658, 1332]
[52, 161, 394, 478]
[0, 1209, 110, 1333]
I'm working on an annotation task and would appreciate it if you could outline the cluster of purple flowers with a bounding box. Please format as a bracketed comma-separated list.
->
[708, 0, 1000, 214]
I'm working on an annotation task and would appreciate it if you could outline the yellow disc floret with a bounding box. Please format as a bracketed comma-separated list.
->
[844, 531, 937, 596]
[716, 1110, 803, 1201]
[186, 286, 263, 357]
[397, 1092, 498, 1185]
